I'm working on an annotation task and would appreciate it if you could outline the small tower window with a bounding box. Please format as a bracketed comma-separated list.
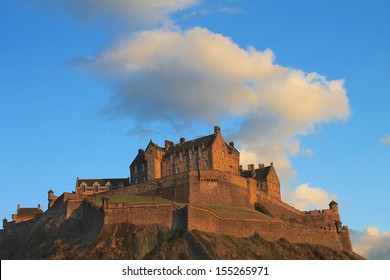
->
[199, 147, 203, 156]
[189, 149, 193, 159]
[170, 154, 175, 164]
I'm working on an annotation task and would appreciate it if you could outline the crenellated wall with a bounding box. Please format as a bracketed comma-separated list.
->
[43, 169, 352, 252]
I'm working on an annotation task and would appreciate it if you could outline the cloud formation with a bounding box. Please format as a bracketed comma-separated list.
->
[283, 183, 337, 210]
[380, 135, 390, 145]
[81, 27, 350, 183]
[350, 227, 390, 259]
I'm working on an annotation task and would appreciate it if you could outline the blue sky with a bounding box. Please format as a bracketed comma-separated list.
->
[1, 0, 389, 259]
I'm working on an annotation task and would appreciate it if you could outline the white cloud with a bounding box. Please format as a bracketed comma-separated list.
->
[283, 183, 337, 210]
[350, 227, 390, 259]
[380, 135, 390, 145]
[79, 26, 350, 182]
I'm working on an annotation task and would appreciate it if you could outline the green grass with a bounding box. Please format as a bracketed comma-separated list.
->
[192, 203, 274, 219]
[87, 194, 273, 220]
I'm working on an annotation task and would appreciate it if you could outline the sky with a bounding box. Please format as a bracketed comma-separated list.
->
[0, 0, 389, 259]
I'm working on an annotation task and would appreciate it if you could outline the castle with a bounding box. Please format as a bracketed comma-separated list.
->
[3, 126, 353, 253]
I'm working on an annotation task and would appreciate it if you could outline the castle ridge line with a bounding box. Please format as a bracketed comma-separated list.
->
[3, 126, 354, 254]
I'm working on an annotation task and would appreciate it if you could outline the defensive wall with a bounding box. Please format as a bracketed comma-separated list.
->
[87, 170, 344, 231]
[15, 169, 351, 252]
[81, 199, 349, 251]
[186, 205, 346, 251]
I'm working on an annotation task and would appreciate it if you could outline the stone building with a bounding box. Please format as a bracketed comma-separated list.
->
[130, 126, 240, 184]
[75, 178, 129, 195]
[240, 163, 281, 200]
[11, 204, 43, 223]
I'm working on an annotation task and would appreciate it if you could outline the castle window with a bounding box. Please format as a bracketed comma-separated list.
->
[185, 165, 189, 171]
[134, 166, 138, 174]
[175, 167, 179, 174]
[167, 170, 171, 176]
[141, 164, 145, 172]
[216, 149, 219, 156]
[189, 149, 193, 159]
[204, 160, 208, 168]
[222, 151, 225, 159]
[180, 152, 184, 161]
[170, 154, 174, 164]
[94, 185, 98, 193]
[194, 163, 198, 170]
[217, 162, 220, 168]
[82, 185, 86, 193]
[199, 147, 203, 156]
[135, 178, 138, 184]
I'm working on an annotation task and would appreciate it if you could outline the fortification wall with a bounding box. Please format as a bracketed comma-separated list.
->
[255, 192, 302, 222]
[340, 226, 353, 251]
[90, 172, 192, 203]
[103, 203, 179, 228]
[81, 170, 347, 244]
[189, 170, 258, 208]
[187, 206, 343, 251]
[301, 209, 340, 228]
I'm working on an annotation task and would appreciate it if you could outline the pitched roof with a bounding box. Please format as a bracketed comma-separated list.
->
[146, 140, 165, 151]
[254, 166, 272, 181]
[130, 151, 145, 167]
[164, 134, 216, 157]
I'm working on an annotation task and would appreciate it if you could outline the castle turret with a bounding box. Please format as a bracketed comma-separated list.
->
[329, 200, 339, 214]
[48, 189, 57, 208]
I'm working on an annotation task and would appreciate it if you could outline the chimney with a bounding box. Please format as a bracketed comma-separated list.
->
[138, 148, 144, 154]
[165, 140, 173, 150]
[180, 137, 185, 144]
[38, 204, 41, 210]
[214, 126, 221, 135]
[17, 204, 20, 211]
[258, 163, 265, 169]
[248, 164, 255, 172]
[229, 141, 235, 148]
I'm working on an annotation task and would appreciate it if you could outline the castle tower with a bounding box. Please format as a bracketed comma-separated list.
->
[329, 200, 339, 214]
[48, 189, 56, 208]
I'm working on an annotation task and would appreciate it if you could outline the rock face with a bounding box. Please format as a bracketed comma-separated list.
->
[0, 211, 363, 260]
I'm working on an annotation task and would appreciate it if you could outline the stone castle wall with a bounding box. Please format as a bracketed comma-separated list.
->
[45, 169, 352, 252]
[185, 205, 344, 251]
